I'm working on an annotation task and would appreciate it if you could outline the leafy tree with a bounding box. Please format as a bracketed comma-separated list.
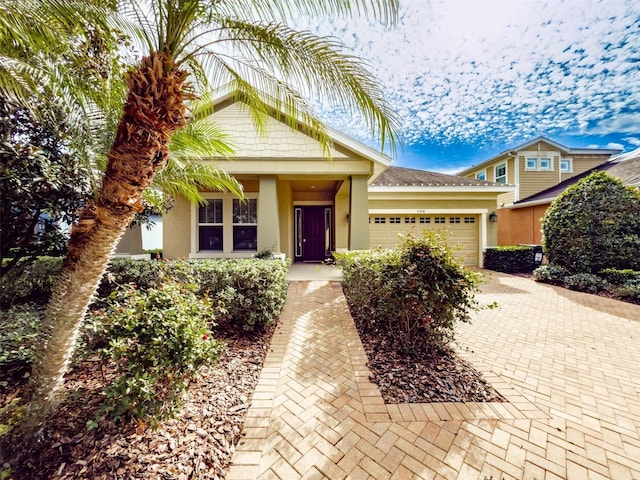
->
[1, 0, 400, 446]
[542, 171, 640, 273]
[0, 100, 93, 275]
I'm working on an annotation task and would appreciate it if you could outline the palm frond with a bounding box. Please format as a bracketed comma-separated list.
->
[155, 159, 244, 204]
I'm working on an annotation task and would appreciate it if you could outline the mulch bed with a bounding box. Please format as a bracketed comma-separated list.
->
[1, 322, 274, 480]
[346, 294, 505, 404]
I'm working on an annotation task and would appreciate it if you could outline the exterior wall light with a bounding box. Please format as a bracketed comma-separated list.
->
[489, 211, 498, 223]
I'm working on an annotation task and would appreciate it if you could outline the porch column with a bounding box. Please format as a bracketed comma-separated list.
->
[349, 175, 369, 250]
[257, 175, 281, 253]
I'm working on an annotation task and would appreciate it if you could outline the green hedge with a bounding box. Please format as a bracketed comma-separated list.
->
[337, 233, 480, 353]
[1, 257, 290, 331]
[484, 246, 539, 273]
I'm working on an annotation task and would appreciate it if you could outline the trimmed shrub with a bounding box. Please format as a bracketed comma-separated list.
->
[563, 273, 608, 293]
[533, 264, 569, 285]
[599, 268, 640, 285]
[337, 233, 480, 353]
[2, 257, 289, 331]
[95, 282, 224, 423]
[542, 171, 640, 274]
[484, 246, 538, 273]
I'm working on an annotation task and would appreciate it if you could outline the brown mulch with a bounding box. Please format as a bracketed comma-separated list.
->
[355, 322, 505, 403]
[2, 294, 504, 479]
[1, 322, 274, 480]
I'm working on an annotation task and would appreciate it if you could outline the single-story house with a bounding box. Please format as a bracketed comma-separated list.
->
[496, 147, 640, 245]
[151, 91, 513, 267]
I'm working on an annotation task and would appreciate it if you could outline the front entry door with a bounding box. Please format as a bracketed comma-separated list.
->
[294, 206, 332, 262]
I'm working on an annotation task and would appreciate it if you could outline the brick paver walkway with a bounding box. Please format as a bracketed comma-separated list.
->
[228, 273, 640, 479]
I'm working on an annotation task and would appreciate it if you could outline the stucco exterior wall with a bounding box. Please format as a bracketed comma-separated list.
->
[163, 195, 191, 259]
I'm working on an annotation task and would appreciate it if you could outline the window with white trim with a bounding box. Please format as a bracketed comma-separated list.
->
[539, 157, 552, 170]
[560, 158, 572, 173]
[526, 158, 537, 170]
[198, 199, 224, 251]
[495, 163, 507, 183]
[232, 198, 257, 250]
[197, 195, 258, 253]
[475, 171, 486, 181]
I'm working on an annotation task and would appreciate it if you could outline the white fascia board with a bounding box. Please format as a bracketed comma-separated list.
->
[368, 185, 514, 193]
[506, 198, 555, 209]
[369, 208, 490, 214]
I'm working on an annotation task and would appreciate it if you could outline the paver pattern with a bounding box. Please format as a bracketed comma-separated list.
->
[228, 273, 640, 479]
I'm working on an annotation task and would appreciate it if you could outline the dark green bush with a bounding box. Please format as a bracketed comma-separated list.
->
[95, 282, 224, 423]
[542, 171, 640, 274]
[563, 273, 608, 293]
[337, 233, 480, 352]
[0, 257, 63, 306]
[533, 265, 569, 285]
[484, 246, 538, 273]
[599, 268, 640, 285]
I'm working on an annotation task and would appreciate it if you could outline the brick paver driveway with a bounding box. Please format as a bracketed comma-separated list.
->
[229, 271, 640, 479]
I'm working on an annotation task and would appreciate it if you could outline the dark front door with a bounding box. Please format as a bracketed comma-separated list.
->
[295, 206, 332, 262]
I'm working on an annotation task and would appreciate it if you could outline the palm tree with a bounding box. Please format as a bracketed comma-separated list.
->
[6, 0, 400, 444]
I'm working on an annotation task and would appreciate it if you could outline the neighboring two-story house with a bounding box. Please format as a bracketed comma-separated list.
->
[457, 137, 621, 245]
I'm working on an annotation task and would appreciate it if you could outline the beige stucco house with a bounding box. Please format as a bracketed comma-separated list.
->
[457, 137, 621, 245]
[147, 92, 512, 267]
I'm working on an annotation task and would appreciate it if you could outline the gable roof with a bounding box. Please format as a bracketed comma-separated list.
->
[369, 166, 513, 192]
[457, 136, 621, 176]
[508, 147, 640, 208]
[211, 87, 392, 170]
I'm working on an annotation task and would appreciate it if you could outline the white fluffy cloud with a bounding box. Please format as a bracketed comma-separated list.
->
[301, 0, 640, 153]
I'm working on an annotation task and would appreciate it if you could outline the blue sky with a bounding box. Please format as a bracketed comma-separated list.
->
[301, 0, 640, 173]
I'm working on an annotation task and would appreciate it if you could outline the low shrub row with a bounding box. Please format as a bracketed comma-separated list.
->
[533, 265, 640, 303]
[1, 257, 290, 330]
[337, 233, 481, 353]
[483, 245, 541, 273]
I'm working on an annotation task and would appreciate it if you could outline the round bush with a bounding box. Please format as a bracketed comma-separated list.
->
[542, 171, 640, 274]
[532, 265, 568, 285]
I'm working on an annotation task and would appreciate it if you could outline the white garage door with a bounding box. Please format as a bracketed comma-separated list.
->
[369, 214, 479, 266]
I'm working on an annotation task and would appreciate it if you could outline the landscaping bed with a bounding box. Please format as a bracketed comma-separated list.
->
[2, 322, 274, 480]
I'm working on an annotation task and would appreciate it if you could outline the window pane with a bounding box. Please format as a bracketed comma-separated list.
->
[233, 226, 257, 250]
[199, 226, 223, 250]
[199, 199, 222, 224]
[233, 198, 257, 223]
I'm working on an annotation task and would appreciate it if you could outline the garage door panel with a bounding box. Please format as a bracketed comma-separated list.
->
[369, 215, 479, 266]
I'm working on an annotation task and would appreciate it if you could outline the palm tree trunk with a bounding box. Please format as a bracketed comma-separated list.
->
[15, 51, 188, 442]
